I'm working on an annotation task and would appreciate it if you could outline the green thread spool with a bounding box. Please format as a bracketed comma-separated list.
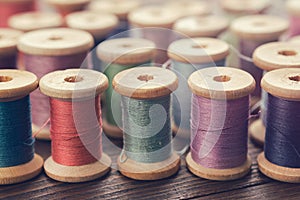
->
[113, 66, 181, 180]
[97, 38, 156, 139]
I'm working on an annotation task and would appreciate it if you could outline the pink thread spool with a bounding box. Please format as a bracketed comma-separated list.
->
[0, 28, 23, 69]
[17, 28, 94, 140]
[286, 0, 300, 37]
[249, 42, 300, 146]
[0, 0, 35, 27]
[173, 15, 229, 39]
[231, 15, 289, 101]
[187, 67, 255, 181]
[128, 6, 180, 64]
[45, 0, 91, 17]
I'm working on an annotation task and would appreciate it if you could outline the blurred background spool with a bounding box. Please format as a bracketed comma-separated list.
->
[286, 0, 300, 37]
[0, 70, 43, 185]
[257, 68, 300, 183]
[45, 0, 91, 17]
[97, 38, 156, 139]
[231, 15, 289, 101]
[186, 67, 255, 181]
[167, 38, 229, 140]
[0, 28, 23, 69]
[250, 42, 300, 146]
[18, 28, 94, 140]
[40, 69, 111, 183]
[113, 66, 180, 180]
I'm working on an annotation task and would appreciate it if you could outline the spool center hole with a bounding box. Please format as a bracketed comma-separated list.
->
[151, 10, 162, 16]
[213, 75, 231, 82]
[0, 76, 12, 82]
[64, 76, 83, 83]
[289, 75, 300, 82]
[192, 44, 207, 49]
[252, 21, 266, 27]
[278, 50, 297, 56]
[120, 44, 132, 48]
[48, 36, 63, 41]
[138, 74, 154, 82]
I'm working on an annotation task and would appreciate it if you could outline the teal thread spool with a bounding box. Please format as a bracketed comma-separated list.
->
[113, 67, 180, 180]
[97, 38, 156, 139]
[0, 70, 43, 185]
[168, 38, 229, 139]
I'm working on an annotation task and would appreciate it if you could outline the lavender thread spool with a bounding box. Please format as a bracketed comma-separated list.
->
[286, 0, 300, 37]
[257, 68, 300, 183]
[0, 28, 23, 69]
[17, 28, 94, 140]
[231, 15, 289, 100]
[167, 38, 229, 140]
[249, 42, 300, 146]
[186, 67, 255, 181]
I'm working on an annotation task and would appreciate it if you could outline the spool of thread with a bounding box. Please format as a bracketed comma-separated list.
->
[167, 38, 229, 139]
[18, 28, 94, 140]
[231, 15, 289, 99]
[0, 70, 43, 185]
[45, 0, 91, 17]
[113, 66, 180, 180]
[8, 12, 63, 32]
[164, 0, 211, 19]
[257, 68, 300, 183]
[173, 15, 229, 38]
[87, 0, 141, 37]
[40, 69, 111, 183]
[0, 0, 35, 27]
[97, 38, 156, 139]
[128, 6, 180, 64]
[0, 28, 23, 69]
[286, 0, 300, 37]
[250, 42, 300, 146]
[187, 67, 255, 181]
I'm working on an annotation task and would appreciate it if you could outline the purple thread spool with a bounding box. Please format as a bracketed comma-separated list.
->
[249, 42, 300, 146]
[231, 15, 289, 100]
[257, 68, 300, 183]
[286, 0, 300, 37]
[17, 28, 94, 140]
[187, 67, 255, 181]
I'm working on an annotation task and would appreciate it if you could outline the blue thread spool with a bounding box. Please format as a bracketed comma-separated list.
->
[168, 38, 229, 139]
[258, 68, 300, 183]
[250, 42, 300, 146]
[0, 70, 43, 185]
[113, 67, 180, 180]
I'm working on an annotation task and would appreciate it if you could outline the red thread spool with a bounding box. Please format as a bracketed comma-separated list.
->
[45, 0, 91, 17]
[0, 0, 35, 27]
[40, 69, 111, 183]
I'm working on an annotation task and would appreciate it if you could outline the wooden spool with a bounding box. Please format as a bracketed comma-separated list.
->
[113, 67, 180, 180]
[45, 0, 91, 16]
[258, 68, 300, 183]
[173, 15, 229, 38]
[220, 0, 271, 15]
[97, 38, 156, 139]
[18, 28, 94, 141]
[187, 67, 255, 181]
[0, 28, 23, 59]
[65, 11, 118, 42]
[0, 70, 43, 185]
[250, 42, 300, 146]
[8, 11, 63, 32]
[40, 69, 111, 183]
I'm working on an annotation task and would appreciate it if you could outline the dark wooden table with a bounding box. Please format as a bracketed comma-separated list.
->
[1, 134, 300, 200]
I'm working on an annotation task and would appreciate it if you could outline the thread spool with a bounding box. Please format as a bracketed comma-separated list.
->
[45, 0, 91, 17]
[97, 38, 156, 139]
[186, 67, 255, 181]
[0, 70, 43, 185]
[231, 15, 289, 99]
[0, 0, 35, 27]
[8, 12, 63, 32]
[0, 28, 23, 69]
[168, 38, 229, 139]
[173, 15, 229, 38]
[257, 68, 300, 183]
[40, 69, 111, 183]
[87, 0, 141, 36]
[250, 42, 300, 146]
[113, 66, 180, 180]
[286, 0, 300, 37]
[18, 28, 94, 140]
[128, 6, 180, 64]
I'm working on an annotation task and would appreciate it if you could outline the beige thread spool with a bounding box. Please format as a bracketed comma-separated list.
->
[45, 0, 91, 16]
